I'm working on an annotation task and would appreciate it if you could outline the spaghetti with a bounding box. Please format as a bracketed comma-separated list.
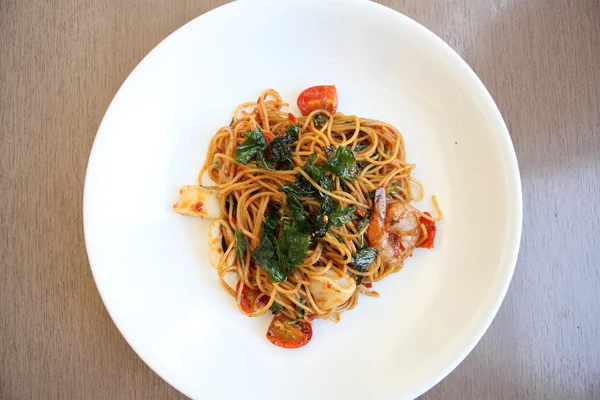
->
[174, 86, 440, 348]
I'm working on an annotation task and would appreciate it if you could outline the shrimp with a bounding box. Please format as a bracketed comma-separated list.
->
[366, 187, 421, 269]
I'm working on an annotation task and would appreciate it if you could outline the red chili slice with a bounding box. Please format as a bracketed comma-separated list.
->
[418, 212, 437, 249]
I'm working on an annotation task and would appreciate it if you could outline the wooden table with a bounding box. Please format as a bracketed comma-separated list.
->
[1, 0, 599, 398]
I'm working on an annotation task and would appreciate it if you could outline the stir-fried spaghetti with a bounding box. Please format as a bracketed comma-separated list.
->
[174, 86, 440, 348]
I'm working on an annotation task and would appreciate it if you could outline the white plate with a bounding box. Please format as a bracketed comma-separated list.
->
[83, 0, 522, 399]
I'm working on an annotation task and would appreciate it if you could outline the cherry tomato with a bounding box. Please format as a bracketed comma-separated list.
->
[418, 212, 437, 249]
[287, 113, 297, 124]
[297, 85, 338, 116]
[266, 313, 313, 349]
[236, 281, 267, 314]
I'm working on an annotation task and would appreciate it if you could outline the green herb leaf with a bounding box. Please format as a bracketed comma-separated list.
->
[252, 205, 286, 282]
[252, 235, 286, 282]
[278, 221, 310, 275]
[252, 201, 310, 283]
[312, 199, 356, 238]
[349, 247, 379, 272]
[230, 117, 235, 126]
[303, 153, 333, 195]
[356, 161, 369, 171]
[213, 162, 220, 169]
[302, 153, 321, 181]
[353, 143, 369, 152]
[329, 204, 357, 228]
[235, 228, 247, 266]
[322, 146, 357, 180]
[279, 187, 306, 227]
[313, 113, 329, 126]
[261, 203, 282, 238]
[285, 123, 300, 140]
[270, 302, 285, 313]
[269, 133, 295, 170]
[313, 196, 333, 238]
[279, 153, 336, 200]
[356, 210, 372, 232]
[256, 153, 275, 170]
[389, 183, 400, 195]
[234, 128, 267, 164]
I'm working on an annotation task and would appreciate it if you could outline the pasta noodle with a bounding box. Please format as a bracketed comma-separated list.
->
[174, 87, 440, 348]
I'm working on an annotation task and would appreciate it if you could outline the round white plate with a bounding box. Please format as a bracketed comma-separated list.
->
[83, 0, 522, 399]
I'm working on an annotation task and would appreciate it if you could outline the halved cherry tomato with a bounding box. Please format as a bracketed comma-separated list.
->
[287, 113, 297, 124]
[297, 85, 338, 116]
[418, 212, 437, 249]
[236, 281, 268, 314]
[266, 313, 313, 349]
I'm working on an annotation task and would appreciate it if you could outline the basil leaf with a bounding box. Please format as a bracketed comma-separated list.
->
[313, 196, 333, 238]
[270, 302, 285, 313]
[279, 153, 336, 200]
[302, 153, 321, 180]
[329, 204, 357, 228]
[356, 211, 372, 232]
[388, 183, 402, 195]
[261, 203, 282, 238]
[322, 146, 357, 180]
[312, 199, 356, 238]
[235, 228, 247, 266]
[313, 113, 329, 126]
[354, 143, 369, 152]
[234, 128, 267, 164]
[278, 221, 310, 275]
[256, 153, 275, 170]
[252, 205, 286, 282]
[356, 161, 369, 171]
[269, 136, 294, 170]
[279, 187, 306, 226]
[349, 247, 379, 272]
[285, 123, 300, 140]
[252, 235, 286, 282]
[279, 171, 315, 198]
[303, 153, 333, 195]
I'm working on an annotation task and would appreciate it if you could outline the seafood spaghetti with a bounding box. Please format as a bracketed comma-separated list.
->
[173, 86, 441, 348]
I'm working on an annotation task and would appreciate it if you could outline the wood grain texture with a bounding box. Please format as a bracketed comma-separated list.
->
[1, 0, 598, 399]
